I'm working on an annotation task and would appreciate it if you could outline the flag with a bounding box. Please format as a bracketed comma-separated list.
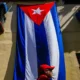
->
[13, 2, 66, 80]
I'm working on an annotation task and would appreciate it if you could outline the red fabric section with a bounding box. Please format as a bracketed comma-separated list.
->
[0, 22, 4, 35]
[19, 2, 55, 25]
[37, 75, 49, 80]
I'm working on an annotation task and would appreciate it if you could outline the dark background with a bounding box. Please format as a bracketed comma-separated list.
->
[0, 0, 80, 4]
[0, 0, 55, 2]
[63, 0, 80, 4]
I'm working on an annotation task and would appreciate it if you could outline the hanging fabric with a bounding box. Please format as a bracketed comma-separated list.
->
[13, 2, 66, 80]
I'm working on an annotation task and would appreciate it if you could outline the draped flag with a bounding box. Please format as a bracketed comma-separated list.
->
[13, 2, 66, 80]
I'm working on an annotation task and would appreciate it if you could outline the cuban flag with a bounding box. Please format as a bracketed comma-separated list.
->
[13, 2, 66, 80]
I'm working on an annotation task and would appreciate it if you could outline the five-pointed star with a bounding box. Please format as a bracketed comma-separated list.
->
[32, 7, 44, 15]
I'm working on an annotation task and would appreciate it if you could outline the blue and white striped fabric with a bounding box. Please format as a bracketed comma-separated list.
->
[13, 2, 66, 80]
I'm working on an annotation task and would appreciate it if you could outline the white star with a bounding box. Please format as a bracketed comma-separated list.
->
[32, 7, 44, 15]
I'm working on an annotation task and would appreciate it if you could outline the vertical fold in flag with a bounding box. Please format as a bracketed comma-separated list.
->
[13, 2, 66, 80]
[13, 7, 25, 80]
[50, 3, 66, 80]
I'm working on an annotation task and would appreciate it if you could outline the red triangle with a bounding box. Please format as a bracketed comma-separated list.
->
[19, 2, 55, 25]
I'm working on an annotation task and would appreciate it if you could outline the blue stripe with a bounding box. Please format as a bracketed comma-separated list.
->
[13, 6, 25, 80]
[34, 23, 50, 67]
[0, 3, 8, 12]
[3, 3, 8, 12]
[51, 3, 66, 80]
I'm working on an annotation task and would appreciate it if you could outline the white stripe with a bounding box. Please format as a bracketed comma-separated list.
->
[25, 13, 38, 80]
[44, 11, 60, 80]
